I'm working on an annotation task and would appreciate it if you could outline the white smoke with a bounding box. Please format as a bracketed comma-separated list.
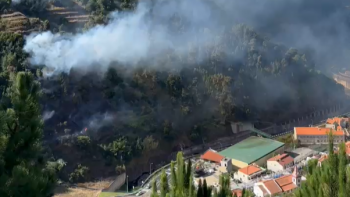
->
[23, 0, 216, 75]
[11, 0, 21, 4]
[43, 110, 55, 121]
[87, 113, 114, 130]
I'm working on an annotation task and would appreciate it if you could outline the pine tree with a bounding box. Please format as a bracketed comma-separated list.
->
[189, 175, 195, 197]
[338, 142, 347, 197]
[0, 72, 57, 197]
[185, 159, 192, 189]
[171, 161, 177, 189]
[218, 174, 231, 197]
[203, 179, 208, 197]
[176, 152, 185, 191]
[151, 179, 158, 197]
[197, 179, 203, 197]
[346, 166, 350, 196]
[160, 169, 169, 197]
[327, 131, 338, 197]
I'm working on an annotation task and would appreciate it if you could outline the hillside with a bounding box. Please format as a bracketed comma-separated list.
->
[0, 0, 349, 186]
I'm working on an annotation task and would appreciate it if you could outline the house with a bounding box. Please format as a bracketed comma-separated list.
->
[200, 149, 224, 164]
[267, 154, 294, 172]
[325, 117, 350, 130]
[318, 154, 328, 167]
[253, 166, 300, 197]
[345, 141, 350, 155]
[294, 127, 346, 145]
[220, 157, 233, 172]
[230, 122, 254, 134]
[232, 189, 243, 197]
[220, 136, 285, 168]
[234, 165, 264, 183]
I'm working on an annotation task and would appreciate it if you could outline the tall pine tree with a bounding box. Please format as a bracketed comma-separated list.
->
[0, 72, 57, 197]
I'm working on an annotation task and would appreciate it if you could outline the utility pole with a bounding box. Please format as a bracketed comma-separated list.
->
[150, 163, 153, 175]
[126, 175, 129, 193]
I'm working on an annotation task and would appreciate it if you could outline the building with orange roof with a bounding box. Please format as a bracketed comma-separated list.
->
[345, 141, 350, 155]
[254, 166, 300, 197]
[317, 154, 328, 167]
[200, 149, 224, 164]
[232, 189, 243, 197]
[267, 154, 294, 172]
[294, 126, 346, 145]
[326, 117, 350, 129]
[234, 165, 264, 183]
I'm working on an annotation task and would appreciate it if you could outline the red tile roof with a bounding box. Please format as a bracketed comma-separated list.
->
[326, 117, 350, 125]
[262, 180, 282, 195]
[258, 185, 268, 195]
[275, 174, 298, 192]
[318, 154, 328, 163]
[232, 189, 242, 197]
[239, 165, 261, 175]
[267, 154, 294, 167]
[295, 127, 344, 136]
[200, 149, 224, 163]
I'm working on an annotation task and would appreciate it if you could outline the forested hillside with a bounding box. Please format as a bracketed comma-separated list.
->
[0, 0, 349, 184]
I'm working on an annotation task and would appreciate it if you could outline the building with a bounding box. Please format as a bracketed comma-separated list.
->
[254, 166, 300, 197]
[346, 141, 350, 155]
[200, 149, 224, 164]
[294, 127, 346, 145]
[231, 122, 254, 134]
[234, 165, 264, 183]
[232, 189, 243, 197]
[326, 117, 350, 133]
[219, 136, 285, 168]
[267, 154, 294, 173]
[220, 157, 233, 172]
[318, 154, 328, 167]
[200, 149, 233, 172]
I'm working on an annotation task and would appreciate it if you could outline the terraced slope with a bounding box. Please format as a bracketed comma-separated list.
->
[0, 12, 44, 34]
[46, 1, 89, 26]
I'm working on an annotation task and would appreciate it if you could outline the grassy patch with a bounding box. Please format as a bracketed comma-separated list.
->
[98, 192, 120, 197]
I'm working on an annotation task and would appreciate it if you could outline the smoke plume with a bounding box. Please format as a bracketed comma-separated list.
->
[23, 0, 350, 75]
[43, 110, 55, 121]
[86, 112, 115, 131]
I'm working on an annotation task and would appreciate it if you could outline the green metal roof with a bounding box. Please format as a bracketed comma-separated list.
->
[219, 136, 285, 164]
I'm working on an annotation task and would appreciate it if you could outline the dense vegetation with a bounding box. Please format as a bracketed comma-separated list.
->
[0, 0, 348, 186]
[0, 72, 64, 197]
[294, 133, 350, 197]
[150, 152, 252, 197]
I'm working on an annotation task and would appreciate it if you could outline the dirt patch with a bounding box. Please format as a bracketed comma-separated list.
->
[54, 186, 101, 197]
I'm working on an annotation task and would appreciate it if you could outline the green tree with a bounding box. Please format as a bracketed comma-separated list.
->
[184, 159, 192, 189]
[0, 72, 57, 197]
[338, 142, 347, 197]
[197, 179, 203, 197]
[151, 179, 159, 197]
[160, 169, 169, 197]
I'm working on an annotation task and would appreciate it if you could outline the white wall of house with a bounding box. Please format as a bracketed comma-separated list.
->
[252, 146, 285, 167]
[267, 160, 294, 172]
[267, 161, 284, 172]
[253, 183, 266, 197]
[234, 170, 263, 183]
[325, 124, 336, 129]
